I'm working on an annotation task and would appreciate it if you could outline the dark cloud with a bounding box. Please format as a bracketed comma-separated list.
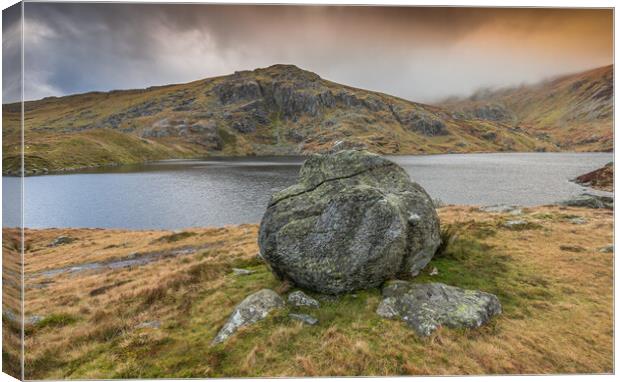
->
[2, 2, 22, 103]
[3, 3, 613, 103]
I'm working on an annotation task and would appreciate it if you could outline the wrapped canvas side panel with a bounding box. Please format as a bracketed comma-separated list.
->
[2, 2, 24, 380]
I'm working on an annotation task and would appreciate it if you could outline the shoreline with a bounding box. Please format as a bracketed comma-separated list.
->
[2, 149, 614, 177]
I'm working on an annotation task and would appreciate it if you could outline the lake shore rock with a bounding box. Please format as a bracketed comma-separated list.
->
[376, 281, 502, 336]
[560, 193, 613, 210]
[573, 162, 613, 192]
[258, 150, 441, 294]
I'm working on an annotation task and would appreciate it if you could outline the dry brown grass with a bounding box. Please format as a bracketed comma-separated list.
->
[8, 205, 614, 378]
[2, 228, 23, 378]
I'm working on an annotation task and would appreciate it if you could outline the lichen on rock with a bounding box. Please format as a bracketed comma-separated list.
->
[212, 289, 284, 344]
[258, 150, 441, 294]
[376, 281, 502, 337]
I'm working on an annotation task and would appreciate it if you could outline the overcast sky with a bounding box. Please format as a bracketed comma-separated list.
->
[2, 3, 613, 104]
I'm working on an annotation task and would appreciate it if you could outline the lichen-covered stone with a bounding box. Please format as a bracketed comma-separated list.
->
[258, 150, 441, 294]
[377, 281, 501, 336]
[288, 291, 320, 308]
[212, 289, 284, 344]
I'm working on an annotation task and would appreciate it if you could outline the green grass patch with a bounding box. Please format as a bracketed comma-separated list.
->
[35, 313, 79, 329]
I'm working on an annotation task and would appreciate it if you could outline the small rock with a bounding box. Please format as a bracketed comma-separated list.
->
[212, 289, 284, 344]
[568, 217, 588, 225]
[559, 245, 586, 253]
[135, 320, 161, 329]
[287, 290, 320, 308]
[480, 205, 522, 214]
[598, 245, 613, 253]
[289, 313, 319, 325]
[502, 220, 530, 230]
[376, 281, 501, 337]
[232, 268, 254, 276]
[25, 315, 43, 325]
[49, 236, 74, 247]
[429, 267, 439, 276]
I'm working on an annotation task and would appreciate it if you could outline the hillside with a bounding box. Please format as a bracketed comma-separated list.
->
[3, 64, 560, 175]
[442, 65, 613, 152]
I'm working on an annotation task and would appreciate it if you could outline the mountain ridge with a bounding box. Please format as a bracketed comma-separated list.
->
[441, 65, 613, 151]
[2, 64, 613, 175]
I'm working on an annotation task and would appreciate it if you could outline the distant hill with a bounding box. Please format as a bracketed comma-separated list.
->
[441, 65, 613, 152]
[2, 64, 611, 174]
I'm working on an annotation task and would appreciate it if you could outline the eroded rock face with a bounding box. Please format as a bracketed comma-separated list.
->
[258, 150, 441, 294]
[377, 281, 501, 336]
[212, 289, 284, 344]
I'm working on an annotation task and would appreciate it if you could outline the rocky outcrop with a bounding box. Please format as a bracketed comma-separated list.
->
[389, 105, 448, 136]
[212, 289, 284, 344]
[376, 281, 501, 336]
[560, 193, 613, 209]
[466, 104, 512, 121]
[258, 150, 441, 294]
[573, 162, 613, 192]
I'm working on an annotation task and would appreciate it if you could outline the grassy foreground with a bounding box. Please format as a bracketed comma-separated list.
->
[5, 205, 613, 378]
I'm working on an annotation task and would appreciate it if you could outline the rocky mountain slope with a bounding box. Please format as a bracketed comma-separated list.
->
[2, 64, 611, 174]
[442, 65, 613, 152]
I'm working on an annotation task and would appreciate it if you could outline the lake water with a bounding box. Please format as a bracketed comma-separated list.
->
[2, 152, 613, 229]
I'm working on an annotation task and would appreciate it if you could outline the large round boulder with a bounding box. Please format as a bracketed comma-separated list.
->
[258, 150, 441, 294]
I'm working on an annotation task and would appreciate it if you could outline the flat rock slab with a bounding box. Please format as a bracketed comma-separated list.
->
[212, 289, 284, 344]
[289, 313, 319, 325]
[568, 217, 588, 225]
[288, 291, 320, 308]
[479, 205, 522, 215]
[232, 268, 255, 276]
[135, 320, 161, 329]
[560, 194, 613, 210]
[502, 220, 534, 230]
[376, 281, 501, 337]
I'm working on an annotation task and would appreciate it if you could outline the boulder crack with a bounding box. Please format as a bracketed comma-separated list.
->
[269, 163, 394, 207]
